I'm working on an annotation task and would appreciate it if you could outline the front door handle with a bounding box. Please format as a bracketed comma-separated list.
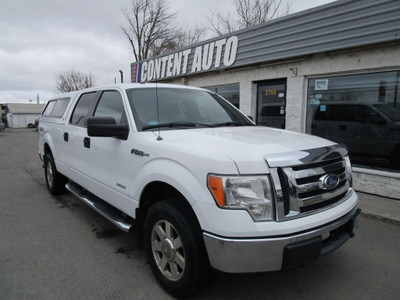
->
[63, 132, 69, 142]
[83, 137, 91, 148]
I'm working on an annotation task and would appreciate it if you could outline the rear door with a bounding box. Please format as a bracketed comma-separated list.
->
[62, 91, 98, 182]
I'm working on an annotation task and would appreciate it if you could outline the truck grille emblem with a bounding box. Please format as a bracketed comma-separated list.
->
[321, 174, 340, 190]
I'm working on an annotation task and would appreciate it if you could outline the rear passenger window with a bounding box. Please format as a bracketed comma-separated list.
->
[70, 92, 97, 126]
[51, 98, 70, 118]
[94, 91, 126, 125]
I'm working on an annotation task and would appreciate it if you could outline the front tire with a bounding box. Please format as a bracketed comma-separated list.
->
[44, 153, 67, 195]
[144, 199, 210, 298]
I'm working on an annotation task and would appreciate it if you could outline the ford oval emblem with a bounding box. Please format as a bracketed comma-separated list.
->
[321, 174, 340, 190]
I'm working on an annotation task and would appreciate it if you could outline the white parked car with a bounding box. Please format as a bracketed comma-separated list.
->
[38, 84, 359, 297]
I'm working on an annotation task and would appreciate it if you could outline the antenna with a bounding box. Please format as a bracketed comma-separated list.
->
[155, 83, 163, 141]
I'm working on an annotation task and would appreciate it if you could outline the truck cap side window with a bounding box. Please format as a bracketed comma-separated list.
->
[42, 98, 70, 118]
[42, 101, 56, 116]
[51, 98, 70, 118]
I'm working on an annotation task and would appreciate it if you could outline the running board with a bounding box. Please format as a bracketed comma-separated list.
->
[65, 182, 134, 232]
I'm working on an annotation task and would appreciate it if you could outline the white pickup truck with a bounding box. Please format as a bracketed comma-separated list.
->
[39, 83, 360, 297]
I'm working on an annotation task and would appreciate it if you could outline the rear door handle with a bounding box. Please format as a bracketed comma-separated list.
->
[84, 137, 91, 148]
[63, 132, 69, 142]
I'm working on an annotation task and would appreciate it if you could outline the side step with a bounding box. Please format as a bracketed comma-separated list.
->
[65, 182, 134, 232]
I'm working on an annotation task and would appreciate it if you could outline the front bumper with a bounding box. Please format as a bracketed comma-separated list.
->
[203, 207, 360, 273]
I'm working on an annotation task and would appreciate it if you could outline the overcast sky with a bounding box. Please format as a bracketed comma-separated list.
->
[0, 0, 335, 104]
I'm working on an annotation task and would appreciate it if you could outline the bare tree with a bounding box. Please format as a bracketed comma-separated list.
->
[56, 70, 96, 93]
[209, 0, 292, 35]
[175, 26, 207, 47]
[146, 26, 206, 58]
[121, 0, 175, 61]
[121, 0, 205, 61]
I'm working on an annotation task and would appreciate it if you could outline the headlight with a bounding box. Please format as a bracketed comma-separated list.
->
[208, 175, 274, 221]
[344, 155, 353, 187]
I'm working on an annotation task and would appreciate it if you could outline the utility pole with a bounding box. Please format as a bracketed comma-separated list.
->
[119, 70, 124, 83]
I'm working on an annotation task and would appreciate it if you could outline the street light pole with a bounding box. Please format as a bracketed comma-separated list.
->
[119, 70, 123, 83]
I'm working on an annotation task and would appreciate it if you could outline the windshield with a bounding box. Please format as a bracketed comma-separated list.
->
[126, 87, 253, 131]
[373, 104, 400, 122]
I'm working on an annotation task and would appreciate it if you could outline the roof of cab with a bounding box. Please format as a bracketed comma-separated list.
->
[50, 83, 206, 98]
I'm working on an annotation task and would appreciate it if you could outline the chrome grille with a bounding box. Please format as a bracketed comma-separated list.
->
[267, 145, 352, 221]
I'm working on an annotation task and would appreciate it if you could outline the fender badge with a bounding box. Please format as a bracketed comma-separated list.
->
[131, 149, 150, 157]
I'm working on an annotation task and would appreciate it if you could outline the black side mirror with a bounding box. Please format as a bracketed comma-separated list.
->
[87, 117, 129, 140]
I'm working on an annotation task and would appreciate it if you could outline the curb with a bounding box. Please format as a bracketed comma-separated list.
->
[360, 211, 400, 226]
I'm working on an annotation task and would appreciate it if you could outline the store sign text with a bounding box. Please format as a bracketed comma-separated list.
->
[134, 36, 239, 83]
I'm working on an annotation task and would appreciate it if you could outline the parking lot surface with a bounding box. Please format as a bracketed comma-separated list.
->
[0, 129, 399, 299]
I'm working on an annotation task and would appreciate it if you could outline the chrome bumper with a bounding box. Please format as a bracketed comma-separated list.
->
[203, 206, 360, 273]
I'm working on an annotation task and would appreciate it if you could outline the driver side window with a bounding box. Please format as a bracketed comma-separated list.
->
[94, 91, 127, 125]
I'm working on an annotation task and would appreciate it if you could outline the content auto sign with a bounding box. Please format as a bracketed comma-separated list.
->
[133, 36, 239, 83]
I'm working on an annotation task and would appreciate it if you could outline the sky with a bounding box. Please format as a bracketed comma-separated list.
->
[0, 0, 335, 104]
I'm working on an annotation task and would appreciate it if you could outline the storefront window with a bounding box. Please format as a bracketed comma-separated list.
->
[306, 71, 400, 171]
[204, 85, 240, 108]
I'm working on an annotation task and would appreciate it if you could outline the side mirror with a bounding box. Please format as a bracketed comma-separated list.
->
[87, 117, 129, 140]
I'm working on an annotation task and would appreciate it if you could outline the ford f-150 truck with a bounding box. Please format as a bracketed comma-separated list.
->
[38, 83, 360, 297]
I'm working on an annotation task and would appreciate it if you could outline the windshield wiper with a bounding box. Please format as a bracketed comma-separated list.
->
[142, 122, 213, 131]
[211, 121, 247, 127]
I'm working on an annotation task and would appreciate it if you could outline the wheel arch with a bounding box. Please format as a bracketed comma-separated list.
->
[40, 131, 56, 161]
[44, 142, 52, 156]
[131, 157, 218, 232]
[135, 181, 202, 244]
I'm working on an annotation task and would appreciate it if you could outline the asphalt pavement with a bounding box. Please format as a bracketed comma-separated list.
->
[1, 128, 399, 299]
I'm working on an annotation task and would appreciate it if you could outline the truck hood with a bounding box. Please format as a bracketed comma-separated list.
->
[156, 126, 336, 174]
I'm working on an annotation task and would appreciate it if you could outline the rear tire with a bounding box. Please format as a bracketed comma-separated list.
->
[44, 153, 67, 195]
[144, 199, 210, 298]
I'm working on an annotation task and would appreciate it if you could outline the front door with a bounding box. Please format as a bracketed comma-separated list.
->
[83, 90, 134, 212]
[256, 79, 287, 129]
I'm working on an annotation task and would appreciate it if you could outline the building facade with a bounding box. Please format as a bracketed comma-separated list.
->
[5, 103, 45, 128]
[131, 0, 400, 198]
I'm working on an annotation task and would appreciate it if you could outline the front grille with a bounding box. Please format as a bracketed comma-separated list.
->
[299, 192, 347, 213]
[277, 168, 290, 215]
[271, 152, 351, 221]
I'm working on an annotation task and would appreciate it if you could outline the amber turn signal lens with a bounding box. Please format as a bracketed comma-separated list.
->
[208, 176, 225, 207]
